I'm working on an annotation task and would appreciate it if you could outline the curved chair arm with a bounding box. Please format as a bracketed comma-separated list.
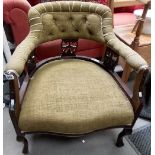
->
[5, 34, 39, 75]
[5, 33, 147, 75]
[106, 34, 148, 70]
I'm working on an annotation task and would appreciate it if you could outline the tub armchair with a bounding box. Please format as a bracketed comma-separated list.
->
[4, 1, 149, 153]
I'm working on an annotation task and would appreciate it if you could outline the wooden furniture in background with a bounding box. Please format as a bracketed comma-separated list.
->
[114, 0, 151, 83]
[109, 0, 145, 14]
[114, 0, 143, 8]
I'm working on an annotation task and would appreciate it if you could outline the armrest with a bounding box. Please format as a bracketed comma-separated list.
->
[5, 35, 38, 75]
[106, 34, 148, 70]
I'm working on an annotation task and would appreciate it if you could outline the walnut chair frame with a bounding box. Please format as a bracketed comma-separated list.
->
[4, 1, 149, 154]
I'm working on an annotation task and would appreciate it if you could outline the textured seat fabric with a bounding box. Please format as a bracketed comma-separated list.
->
[19, 59, 134, 134]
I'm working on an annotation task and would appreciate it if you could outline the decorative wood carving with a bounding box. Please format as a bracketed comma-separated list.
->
[103, 47, 119, 71]
[61, 39, 78, 57]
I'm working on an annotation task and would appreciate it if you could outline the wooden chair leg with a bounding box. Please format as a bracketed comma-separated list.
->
[116, 127, 132, 147]
[122, 64, 132, 83]
[9, 111, 29, 153]
[17, 135, 29, 154]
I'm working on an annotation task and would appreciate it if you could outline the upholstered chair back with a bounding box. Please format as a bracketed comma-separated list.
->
[5, 1, 147, 75]
[28, 1, 113, 44]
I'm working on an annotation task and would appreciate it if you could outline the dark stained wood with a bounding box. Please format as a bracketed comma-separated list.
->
[9, 110, 29, 153]
[103, 47, 119, 71]
[8, 73, 21, 119]
[9, 110, 22, 137]
[131, 67, 150, 125]
[116, 127, 132, 147]
[110, 71, 133, 99]
[61, 39, 78, 57]
[101, 44, 107, 62]
[27, 51, 36, 76]
[19, 74, 30, 103]
[17, 135, 29, 154]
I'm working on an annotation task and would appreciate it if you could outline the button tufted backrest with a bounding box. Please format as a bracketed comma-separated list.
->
[5, 1, 147, 75]
[28, 1, 113, 44]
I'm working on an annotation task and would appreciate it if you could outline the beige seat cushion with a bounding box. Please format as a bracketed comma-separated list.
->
[19, 59, 134, 134]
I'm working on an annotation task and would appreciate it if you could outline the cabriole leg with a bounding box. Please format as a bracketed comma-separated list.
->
[9, 110, 29, 153]
[116, 127, 132, 147]
[17, 135, 29, 154]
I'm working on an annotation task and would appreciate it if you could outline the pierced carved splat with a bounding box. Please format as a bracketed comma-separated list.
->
[61, 39, 78, 57]
[103, 47, 119, 71]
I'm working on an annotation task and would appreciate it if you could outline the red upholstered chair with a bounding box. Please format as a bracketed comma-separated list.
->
[3, 0, 31, 45]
